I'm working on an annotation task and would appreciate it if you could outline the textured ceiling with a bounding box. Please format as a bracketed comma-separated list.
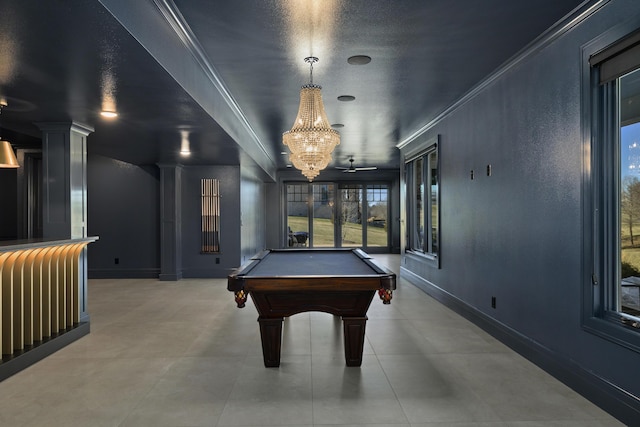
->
[0, 0, 591, 179]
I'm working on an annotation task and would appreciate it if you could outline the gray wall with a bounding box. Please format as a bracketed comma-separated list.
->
[240, 165, 267, 264]
[265, 181, 280, 249]
[87, 154, 160, 277]
[87, 157, 246, 278]
[181, 165, 241, 277]
[0, 169, 17, 240]
[399, 0, 639, 421]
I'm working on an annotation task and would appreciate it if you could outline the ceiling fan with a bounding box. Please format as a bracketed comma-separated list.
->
[335, 158, 378, 173]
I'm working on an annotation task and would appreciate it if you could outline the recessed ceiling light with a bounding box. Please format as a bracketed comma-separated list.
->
[347, 55, 371, 65]
[100, 111, 118, 119]
[338, 95, 355, 102]
[332, 123, 344, 128]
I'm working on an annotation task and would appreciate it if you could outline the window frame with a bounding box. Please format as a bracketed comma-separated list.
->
[404, 135, 440, 267]
[583, 23, 640, 353]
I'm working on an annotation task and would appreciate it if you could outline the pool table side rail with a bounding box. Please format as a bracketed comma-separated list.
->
[227, 248, 396, 293]
[229, 275, 395, 292]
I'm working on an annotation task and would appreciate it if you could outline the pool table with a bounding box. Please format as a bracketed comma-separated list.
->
[227, 248, 396, 367]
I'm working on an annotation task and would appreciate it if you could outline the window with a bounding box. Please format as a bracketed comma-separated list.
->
[405, 135, 440, 266]
[619, 78, 640, 320]
[585, 27, 640, 352]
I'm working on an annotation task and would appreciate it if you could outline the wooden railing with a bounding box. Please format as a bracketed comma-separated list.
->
[0, 237, 97, 357]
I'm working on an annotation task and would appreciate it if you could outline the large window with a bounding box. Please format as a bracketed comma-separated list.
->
[405, 135, 440, 266]
[585, 27, 640, 351]
[620, 78, 640, 319]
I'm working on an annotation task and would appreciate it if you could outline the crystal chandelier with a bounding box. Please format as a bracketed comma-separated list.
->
[283, 57, 340, 181]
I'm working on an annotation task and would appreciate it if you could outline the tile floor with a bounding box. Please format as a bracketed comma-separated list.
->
[0, 255, 624, 426]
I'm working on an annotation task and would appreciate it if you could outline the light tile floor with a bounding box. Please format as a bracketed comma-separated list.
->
[0, 255, 624, 426]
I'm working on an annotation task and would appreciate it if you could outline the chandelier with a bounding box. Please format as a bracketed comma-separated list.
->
[283, 57, 340, 181]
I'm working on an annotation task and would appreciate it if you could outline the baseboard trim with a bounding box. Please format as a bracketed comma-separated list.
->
[0, 322, 90, 382]
[89, 268, 160, 279]
[401, 267, 640, 426]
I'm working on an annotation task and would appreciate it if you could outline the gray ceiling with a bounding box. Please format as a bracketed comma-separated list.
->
[0, 0, 590, 180]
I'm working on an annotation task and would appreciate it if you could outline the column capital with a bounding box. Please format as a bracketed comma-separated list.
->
[35, 122, 94, 136]
[40, 123, 91, 239]
[156, 163, 184, 170]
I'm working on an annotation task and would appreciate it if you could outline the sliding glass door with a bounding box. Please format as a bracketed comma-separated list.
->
[366, 185, 388, 248]
[312, 183, 335, 247]
[339, 185, 363, 247]
[285, 182, 389, 251]
[286, 184, 309, 247]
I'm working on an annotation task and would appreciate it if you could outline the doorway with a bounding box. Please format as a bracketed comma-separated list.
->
[16, 149, 43, 239]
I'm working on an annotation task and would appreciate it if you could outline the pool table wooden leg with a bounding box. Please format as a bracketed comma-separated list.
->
[342, 316, 368, 367]
[258, 317, 283, 367]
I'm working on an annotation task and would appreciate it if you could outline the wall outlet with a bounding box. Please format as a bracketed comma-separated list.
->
[114, 258, 119, 265]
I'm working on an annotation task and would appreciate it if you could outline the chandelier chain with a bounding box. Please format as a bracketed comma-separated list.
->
[304, 56, 318, 85]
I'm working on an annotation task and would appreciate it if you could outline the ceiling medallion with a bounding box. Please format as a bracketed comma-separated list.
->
[283, 57, 340, 181]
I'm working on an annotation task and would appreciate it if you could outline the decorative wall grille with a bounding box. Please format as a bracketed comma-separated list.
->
[201, 178, 220, 253]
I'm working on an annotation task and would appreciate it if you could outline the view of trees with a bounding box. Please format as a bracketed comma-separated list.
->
[621, 176, 640, 278]
[622, 176, 640, 247]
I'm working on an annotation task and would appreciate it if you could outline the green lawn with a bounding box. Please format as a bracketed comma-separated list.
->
[288, 216, 387, 247]
[622, 227, 640, 275]
[622, 247, 640, 271]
